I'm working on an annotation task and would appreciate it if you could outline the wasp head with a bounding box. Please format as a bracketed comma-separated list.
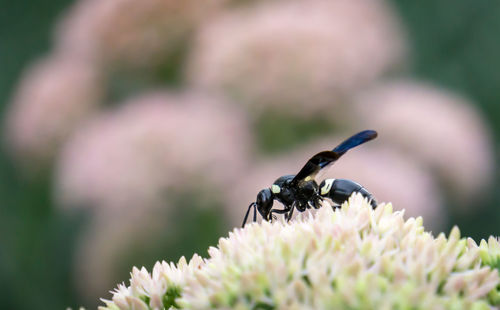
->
[256, 188, 274, 220]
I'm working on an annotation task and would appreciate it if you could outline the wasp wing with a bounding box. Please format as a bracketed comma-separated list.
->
[291, 151, 340, 184]
[291, 130, 377, 184]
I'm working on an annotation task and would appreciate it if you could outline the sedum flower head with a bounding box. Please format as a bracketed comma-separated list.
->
[188, 0, 406, 117]
[5, 54, 102, 169]
[99, 194, 500, 309]
[353, 80, 494, 205]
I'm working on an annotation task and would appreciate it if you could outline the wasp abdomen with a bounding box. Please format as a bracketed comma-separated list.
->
[319, 178, 377, 208]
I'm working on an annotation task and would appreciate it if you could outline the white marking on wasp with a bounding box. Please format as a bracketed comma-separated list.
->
[321, 178, 335, 195]
[271, 184, 281, 194]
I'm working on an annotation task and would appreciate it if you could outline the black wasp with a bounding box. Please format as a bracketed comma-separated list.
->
[242, 130, 378, 227]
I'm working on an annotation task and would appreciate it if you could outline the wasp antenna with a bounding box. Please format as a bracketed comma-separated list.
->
[242, 202, 256, 228]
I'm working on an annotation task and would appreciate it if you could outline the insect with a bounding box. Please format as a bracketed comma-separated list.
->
[242, 130, 378, 227]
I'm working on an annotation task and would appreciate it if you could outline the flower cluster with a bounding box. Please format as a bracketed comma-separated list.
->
[55, 0, 227, 70]
[99, 195, 500, 309]
[5, 55, 102, 168]
[188, 0, 405, 115]
[352, 80, 494, 205]
[55, 92, 252, 211]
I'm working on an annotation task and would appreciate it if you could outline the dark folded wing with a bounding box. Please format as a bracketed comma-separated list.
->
[291, 130, 377, 184]
[331, 130, 377, 156]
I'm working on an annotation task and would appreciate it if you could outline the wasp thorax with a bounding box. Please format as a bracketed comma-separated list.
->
[300, 180, 319, 196]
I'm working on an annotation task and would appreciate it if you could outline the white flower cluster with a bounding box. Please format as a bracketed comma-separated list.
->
[99, 195, 500, 309]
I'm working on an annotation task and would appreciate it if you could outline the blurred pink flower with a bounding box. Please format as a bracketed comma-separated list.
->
[55, 0, 227, 70]
[4, 54, 103, 170]
[225, 135, 445, 230]
[187, 0, 406, 116]
[352, 80, 494, 206]
[55, 91, 253, 211]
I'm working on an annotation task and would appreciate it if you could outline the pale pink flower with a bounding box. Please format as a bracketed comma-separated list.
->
[352, 80, 494, 206]
[225, 135, 445, 230]
[188, 0, 406, 116]
[55, 0, 227, 70]
[99, 196, 500, 309]
[55, 91, 252, 211]
[4, 54, 103, 169]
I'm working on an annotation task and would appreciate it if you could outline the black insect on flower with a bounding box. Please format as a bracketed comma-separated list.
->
[243, 130, 378, 227]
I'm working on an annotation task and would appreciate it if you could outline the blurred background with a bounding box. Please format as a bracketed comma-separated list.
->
[1, 0, 500, 309]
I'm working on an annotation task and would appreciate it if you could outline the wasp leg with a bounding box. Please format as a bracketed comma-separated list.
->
[285, 205, 295, 221]
[319, 178, 377, 208]
[269, 207, 291, 222]
[309, 195, 323, 209]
